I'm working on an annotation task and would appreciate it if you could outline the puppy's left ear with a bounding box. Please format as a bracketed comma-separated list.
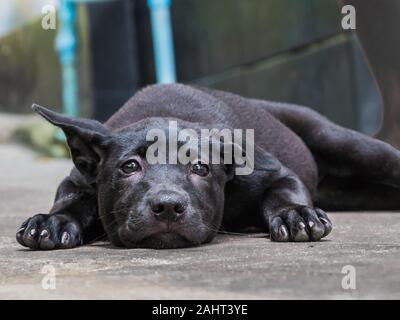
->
[222, 142, 282, 178]
[207, 124, 281, 178]
[32, 104, 110, 184]
[253, 147, 282, 173]
[216, 142, 282, 179]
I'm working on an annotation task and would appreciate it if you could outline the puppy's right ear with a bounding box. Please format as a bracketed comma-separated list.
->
[32, 104, 110, 184]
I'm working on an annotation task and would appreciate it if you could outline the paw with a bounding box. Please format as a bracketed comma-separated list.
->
[269, 206, 332, 242]
[16, 214, 83, 250]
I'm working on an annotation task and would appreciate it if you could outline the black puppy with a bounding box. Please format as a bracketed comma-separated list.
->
[16, 84, 400, 250]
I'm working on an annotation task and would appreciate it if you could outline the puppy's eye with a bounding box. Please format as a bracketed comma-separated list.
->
[191, 162, 210, 177]
[121, 160, 141, 174]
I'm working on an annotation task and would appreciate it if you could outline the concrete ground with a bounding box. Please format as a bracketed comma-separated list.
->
[0, 143, 399, 299]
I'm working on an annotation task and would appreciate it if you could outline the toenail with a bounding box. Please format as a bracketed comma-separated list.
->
[40, 230, 49, 237]
[279, 225, 288, 238]
[320, 218, 329, 224]
[61, 232, 70, 244]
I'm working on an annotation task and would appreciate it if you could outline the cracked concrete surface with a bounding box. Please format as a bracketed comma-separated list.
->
[0, 144, 399, 299]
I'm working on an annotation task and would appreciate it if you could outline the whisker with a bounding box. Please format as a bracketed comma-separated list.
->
[202, 220, 252, 237]
[86, 218, 121, 244]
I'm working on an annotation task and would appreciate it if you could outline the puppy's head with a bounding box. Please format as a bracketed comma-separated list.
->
[33, 105, 240, 248]
[100, 118, 237, 249]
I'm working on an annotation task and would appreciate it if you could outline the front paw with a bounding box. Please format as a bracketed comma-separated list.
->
[16, 214, 83, 250]
[269, 206, 332, 242]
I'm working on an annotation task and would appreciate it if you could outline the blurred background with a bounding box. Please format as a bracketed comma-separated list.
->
[2, 1, 400, 300]
[0, 0, 387, 155]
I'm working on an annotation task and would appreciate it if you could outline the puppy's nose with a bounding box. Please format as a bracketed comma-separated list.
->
[150, 191, 187, 222]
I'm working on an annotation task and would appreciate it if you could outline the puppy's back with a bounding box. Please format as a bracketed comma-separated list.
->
[105, 84, 317, 189]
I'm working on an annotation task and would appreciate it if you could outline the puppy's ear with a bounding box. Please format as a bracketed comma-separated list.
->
[253, 147, 282, 172]
[32, 104, 110, 184]
[221, 141, 281, 178]
[206, 124, 281, 178]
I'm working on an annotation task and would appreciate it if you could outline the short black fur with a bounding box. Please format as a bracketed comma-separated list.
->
[16, 84, 400, 249]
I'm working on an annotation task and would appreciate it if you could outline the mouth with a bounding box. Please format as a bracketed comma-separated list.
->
[124, 232, 194, 249]
[116, 214, 214, 249]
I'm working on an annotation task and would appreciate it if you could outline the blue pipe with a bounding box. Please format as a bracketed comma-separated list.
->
[56, 0, 79, 118]
[148, 0, 177, 83]
[56, 0, 176, 123]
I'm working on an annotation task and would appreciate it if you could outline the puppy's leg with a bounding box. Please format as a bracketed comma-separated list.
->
[16, 176, 104, 250]
[265, 102, 400, 188]
[262, 170, 332, 242]
[316, 176, 400, 211]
